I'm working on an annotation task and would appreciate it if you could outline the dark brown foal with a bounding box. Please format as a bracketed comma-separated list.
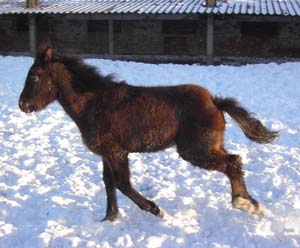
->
[19, 46, 277, 221]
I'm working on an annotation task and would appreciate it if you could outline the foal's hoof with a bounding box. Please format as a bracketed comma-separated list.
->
[150, 206, 164, 219]
[101, 211, 119, 222]
[232, 197, 264, 217]
[148, 202, 164, 218]
[156, 206, 165, 218]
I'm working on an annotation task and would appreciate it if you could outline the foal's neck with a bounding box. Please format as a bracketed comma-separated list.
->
[51, 63, 95, 121]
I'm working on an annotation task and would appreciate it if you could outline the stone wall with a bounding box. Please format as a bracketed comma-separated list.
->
[0, 14, 29, 52]
[0, 14, 300, 59]
[214, 16, 300, 58]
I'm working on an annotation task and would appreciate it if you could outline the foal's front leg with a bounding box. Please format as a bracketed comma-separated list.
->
[104, 154, 163, 220]
[102, 160, 119, 221]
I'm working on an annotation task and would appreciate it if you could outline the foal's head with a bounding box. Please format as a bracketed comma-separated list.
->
[19, 47, 58, 113]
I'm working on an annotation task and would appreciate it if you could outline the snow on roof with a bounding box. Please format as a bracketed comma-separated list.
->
[0, 0, 300, 16]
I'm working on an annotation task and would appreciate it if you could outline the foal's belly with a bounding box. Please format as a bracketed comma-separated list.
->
[122, 124, 178, 153]
[111, 93, 179, 153]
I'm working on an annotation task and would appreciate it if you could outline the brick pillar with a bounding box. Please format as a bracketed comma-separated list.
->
[108, 20, 114, 55]
[27, 0, 38, 8]
[28, 15, 37, 57]
[207, 0, 216, 7]
[206, 15, 214, 65]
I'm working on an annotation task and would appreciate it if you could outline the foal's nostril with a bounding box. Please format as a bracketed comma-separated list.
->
[19, 100, 24, 110]
[19, 100, 23, 109]
[19, 100, 34, 113]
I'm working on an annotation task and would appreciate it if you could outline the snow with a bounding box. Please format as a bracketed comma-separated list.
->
[1, 56, 300, 247]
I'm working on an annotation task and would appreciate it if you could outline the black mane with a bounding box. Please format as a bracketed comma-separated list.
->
[55, 54, 124, 93]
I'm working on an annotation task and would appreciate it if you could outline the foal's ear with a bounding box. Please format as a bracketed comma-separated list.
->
[44, 47, 53, 63]
[36, 45, 54, 64]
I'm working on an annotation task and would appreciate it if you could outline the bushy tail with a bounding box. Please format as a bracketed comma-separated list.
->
[213, 97, 278, 144]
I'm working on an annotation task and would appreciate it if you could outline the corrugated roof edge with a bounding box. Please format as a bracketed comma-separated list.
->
[0, 0, 300, 16]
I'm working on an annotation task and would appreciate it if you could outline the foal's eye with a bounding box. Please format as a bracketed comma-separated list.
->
[30, 75, 39, 82]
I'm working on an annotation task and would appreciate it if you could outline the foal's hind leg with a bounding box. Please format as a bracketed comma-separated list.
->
[177, 138, 263, 216]
[224, 153, 264, 216]
[104, 154, 163, 219]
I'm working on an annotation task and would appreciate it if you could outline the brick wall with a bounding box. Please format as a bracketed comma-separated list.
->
[38, 16, 206, 56]
[0, 14, 29, 52]
[0, 14, 300, 59]
[115, 20, 163, 55]
[214, 16, 300, 58]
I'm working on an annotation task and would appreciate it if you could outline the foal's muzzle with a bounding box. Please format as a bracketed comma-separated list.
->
[19, 100, 35, 113]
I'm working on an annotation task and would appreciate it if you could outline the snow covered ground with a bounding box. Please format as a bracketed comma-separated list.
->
[0, 56, 300, 248]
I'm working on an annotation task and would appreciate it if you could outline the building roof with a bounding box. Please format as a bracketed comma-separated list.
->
[0, 0, 300, 16]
